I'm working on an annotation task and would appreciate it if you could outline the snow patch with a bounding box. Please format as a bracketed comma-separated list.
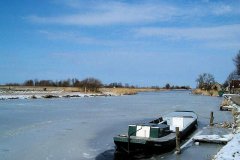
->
[194, 134, 233, 142]
[214, 133, 240, 160]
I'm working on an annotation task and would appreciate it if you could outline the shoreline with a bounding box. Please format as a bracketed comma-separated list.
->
[192, 88, 220, 97]
[213, 94, 240, 159]
[0, 86, 165, 100]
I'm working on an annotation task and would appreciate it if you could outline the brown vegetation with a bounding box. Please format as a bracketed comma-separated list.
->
[0, 85, 162, 96]
[192, 88, 219, 96]
[221, 99, 231, 107]
[100, 88, 162, 95]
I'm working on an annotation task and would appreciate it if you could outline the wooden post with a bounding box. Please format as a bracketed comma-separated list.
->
[210, 111, 214, 126]
[175, 127, 181, 154]
[127, 136, 130, 155]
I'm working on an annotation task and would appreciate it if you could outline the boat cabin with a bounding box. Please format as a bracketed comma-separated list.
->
[127, 111, 197, 138]
[164, 116, 196, 132]
[128, 123, 169, 138]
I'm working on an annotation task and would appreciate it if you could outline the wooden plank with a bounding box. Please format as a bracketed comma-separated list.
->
[193, 127, 233, 144]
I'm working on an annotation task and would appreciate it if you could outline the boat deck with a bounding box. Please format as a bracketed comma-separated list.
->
[131, 133, 176, 142]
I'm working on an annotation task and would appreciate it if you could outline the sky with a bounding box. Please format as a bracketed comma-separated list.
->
[0, 0, 240, 87]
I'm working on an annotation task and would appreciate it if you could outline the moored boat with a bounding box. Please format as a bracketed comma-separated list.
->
[113, 111, 198, 154]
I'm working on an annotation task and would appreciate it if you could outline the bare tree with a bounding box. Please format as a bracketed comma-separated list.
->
[79, 78, 103, 92]
[23, 80, 34, 86]
[196, 73, 215, 90]
[233, 50, 240, 75]
[223, 71, 237, 88]
[165, 83, 171, 89]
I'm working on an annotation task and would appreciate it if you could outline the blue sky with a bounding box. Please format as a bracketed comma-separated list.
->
[0, 0, 240, 87]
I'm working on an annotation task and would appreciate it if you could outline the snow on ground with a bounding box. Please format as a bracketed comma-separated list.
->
[0, 90, 117, 100]
[214, 96, 240, 160]
[214, 133, 240, 160]
[194, 134, 233, 143]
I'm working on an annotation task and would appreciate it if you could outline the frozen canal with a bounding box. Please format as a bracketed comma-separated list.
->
[0, 91, 232, 160]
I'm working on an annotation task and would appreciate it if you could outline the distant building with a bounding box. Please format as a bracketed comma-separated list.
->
[230, 75, 240, 94]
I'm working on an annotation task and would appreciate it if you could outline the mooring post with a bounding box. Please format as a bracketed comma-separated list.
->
[175, 127, 181, 154]
[210, 111, 214, 126]
[127, 136, 130, 155]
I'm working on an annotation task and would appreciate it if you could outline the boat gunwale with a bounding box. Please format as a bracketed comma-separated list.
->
[113, 111, 198, 154]
[114, 111, 198, 141]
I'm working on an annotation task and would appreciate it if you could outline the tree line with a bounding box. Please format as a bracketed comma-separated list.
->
[6, 79, 140, 88]
[4, 78, 191, 91]
[164, 83, 191, 90]
[6, 78, 103, 92]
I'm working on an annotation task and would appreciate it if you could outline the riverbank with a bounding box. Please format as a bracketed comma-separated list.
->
[0, 86, 162, 100]
[213, 95, 240, 159]
[192, 89, 219, 97]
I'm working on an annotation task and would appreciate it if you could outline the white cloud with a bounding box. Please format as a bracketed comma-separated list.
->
[136, 24, 240, 49]
[38, 30, 115, 45]
[136, 24, 240, 41]
[27, 0, 240, 26]
[203, 41, 240, 50]
[26, 2, 183, 26]
[211, 4, 232, 15]
[26, 1, 240, 26]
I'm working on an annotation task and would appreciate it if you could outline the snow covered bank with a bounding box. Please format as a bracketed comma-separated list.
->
[214, 96, 240, 160]
[214, 133, 240, 160]
[0, 90, 117, 100]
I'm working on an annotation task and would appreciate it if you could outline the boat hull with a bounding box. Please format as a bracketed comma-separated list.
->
[114, 136, 176, 154]
[114, 119, 197, 154]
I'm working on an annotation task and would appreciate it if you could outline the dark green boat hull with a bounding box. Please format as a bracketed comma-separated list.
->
[114, 119, 197, 154]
